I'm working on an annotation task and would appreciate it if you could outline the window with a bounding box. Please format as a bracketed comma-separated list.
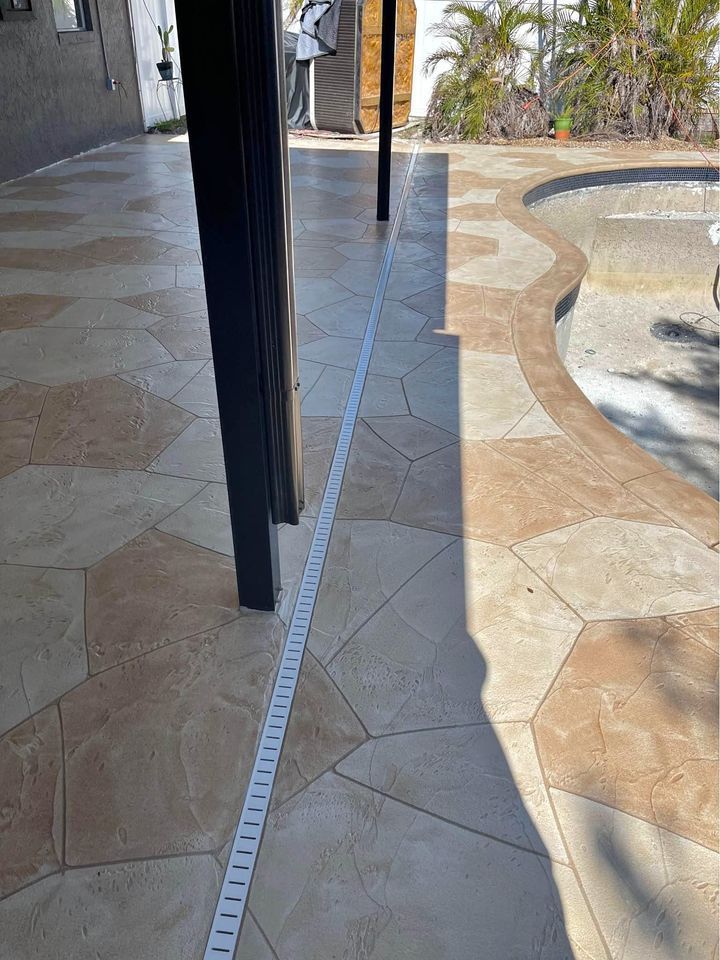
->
[52, 0, 88, 31]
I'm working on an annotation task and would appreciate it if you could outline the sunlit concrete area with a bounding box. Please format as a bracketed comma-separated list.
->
[0, 135, 718, 960]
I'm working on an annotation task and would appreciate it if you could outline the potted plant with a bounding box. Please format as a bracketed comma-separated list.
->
[553, 111, 572, 140]
[156, 25, 175, 81]
[549, 95, 572, 140]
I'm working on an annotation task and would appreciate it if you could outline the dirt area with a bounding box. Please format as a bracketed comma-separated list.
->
[567, 289, 719, 497]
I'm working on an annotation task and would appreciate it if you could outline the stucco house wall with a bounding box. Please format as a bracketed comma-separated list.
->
[0, 0, 143, 183]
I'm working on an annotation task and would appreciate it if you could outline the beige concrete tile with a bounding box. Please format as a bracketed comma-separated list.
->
[308, 519, 453, 663]
[0, 856, 222, 960]
[0, 566, 85, 735]
[251, 772, 582, 960]
[301, 416, 340, 516]
[403, 349, 536, 440]
[307, 295, 370, 338]
[0, 707, 63, 897]
[363, 414, 457, 460]
[118, 359, 206, 398]
[552, 790, 719, 960]
[0, 326, 173, 385]
[337, 421, 409, 519]
[301, 364, 352, 416]
[0, 465, 202, 567]
[171, 362, 217, 417]
[121, 286, 207, 316]
[273, 652, 366, 807]
[369, 340, 439, 377]
[237, 915, 277, 960]
[358, 374, 409, 417]
[157, 482, 232, 556]
[294, 277, 353, 314]
[536, 617, 718, 848]
[516, 518, 719, 619]
[376, 299, 431, 341]
[147, 418, 225, 482]
[148, 311, 211, 360]
[337, 723, 567, 861]
[63, 615, 282, 864]
[33, 377, 192, 469]
[86, 530, 238, 671]
[329, 539, 581, 733]
[298, 336, 361, 370]
[505, 401, 563, 438]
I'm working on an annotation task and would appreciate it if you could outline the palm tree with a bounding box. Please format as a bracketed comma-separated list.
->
[552, 0, 719, 138]
[425, 0, 551, 140]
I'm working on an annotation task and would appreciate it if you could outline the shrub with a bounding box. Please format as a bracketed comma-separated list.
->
[424, 0, 551, 140]
[553, 0, 720, 138]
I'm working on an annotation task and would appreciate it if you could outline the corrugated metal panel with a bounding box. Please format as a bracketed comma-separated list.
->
[314, 0, 360, 133]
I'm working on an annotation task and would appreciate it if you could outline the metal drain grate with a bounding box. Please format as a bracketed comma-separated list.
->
[203, 144, 420, 959]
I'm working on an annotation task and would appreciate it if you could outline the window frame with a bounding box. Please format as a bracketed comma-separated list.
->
[52, 0, 91, 33]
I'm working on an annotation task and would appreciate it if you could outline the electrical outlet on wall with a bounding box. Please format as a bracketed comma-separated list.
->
[105, 77, 118, 92]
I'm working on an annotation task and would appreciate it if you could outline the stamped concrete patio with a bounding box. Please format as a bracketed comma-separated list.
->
[0, 134, 717, 960]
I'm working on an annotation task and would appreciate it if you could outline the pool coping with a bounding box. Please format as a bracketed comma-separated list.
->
[497, 160, 720, 547]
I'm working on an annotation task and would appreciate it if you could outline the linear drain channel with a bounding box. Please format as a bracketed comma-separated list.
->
[204, 143, 419, 959]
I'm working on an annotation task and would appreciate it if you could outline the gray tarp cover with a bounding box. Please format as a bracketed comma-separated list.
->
[284, 31, 311, 129]
[296, 0, 343, 61]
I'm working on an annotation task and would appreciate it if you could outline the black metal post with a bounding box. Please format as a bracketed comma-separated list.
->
[174, 0, 302, 611]
[376, 0, 397, 221]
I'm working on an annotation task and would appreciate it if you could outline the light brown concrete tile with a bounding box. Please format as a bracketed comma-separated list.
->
[237, 915, 277, 960]
[147, 418, 225, 482]
[516, 518, 719, 619]
[0, 566, 85, 735]
[86, 530, 238, 671]
[0, 856, 223, 960]
[63, 616, 282, 864]
[73, 236, 199, 265]
[394, 441, 590, 544]
[329, 539, 581, 733]
[272, 652, 366, 807]
[0, 465, 203, 567]
[0, 707, 63, 897]
[0, 326, 173, 385]
[308, 519, 453, 663]
[537, 618, 718, 848]
[250, 772, 597, 960]
[32, 377, 192, 469]
[0, 211, 81, 231]
[491, 435, 671, 523]
[665, 607, 719, 652]
[0, 247, 101, 272]
[43, 297, 158, 329]
[0, 293, 75, 331]
[552, 789, 719, 960]
[0, 417, 35, 478]
[626, 470, 719, 546]
[0, 379, 47, 420]
[337, 421, 409, 519]
[337, 723, 567, 861]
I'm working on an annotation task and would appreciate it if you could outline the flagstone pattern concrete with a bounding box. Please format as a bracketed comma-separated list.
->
[0, 135, 716, 960]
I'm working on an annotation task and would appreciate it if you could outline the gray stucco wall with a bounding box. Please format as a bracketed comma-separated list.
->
[0, 0, 144, 183]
